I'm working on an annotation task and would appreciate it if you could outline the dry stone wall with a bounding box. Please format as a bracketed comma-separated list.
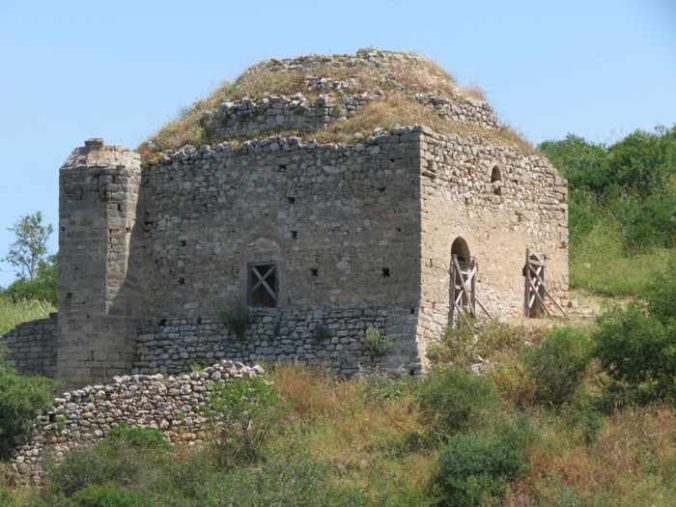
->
[134, 306, 420, 377]
[1, 314, 57, 377]
[202, 93, 374, 139]
[11, 360, 263, 484]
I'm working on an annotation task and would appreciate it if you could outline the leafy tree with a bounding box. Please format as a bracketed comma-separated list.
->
[4, 256, 57, 304]
[3, 212, 53, 281]
[604, 126, 675, 198]
[539, 134, 608, 195]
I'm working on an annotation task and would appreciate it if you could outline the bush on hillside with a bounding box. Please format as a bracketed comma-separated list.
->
[527, 327, 593, 407]
[205, 376, 283, 466]
[416, 367, 501, 440]
[432, 426, 530, 507]
[49, 427, 172, 497]
[0, 346, 54, 459]
[594, 305, 675, 406]
[645, 261, 676, 324]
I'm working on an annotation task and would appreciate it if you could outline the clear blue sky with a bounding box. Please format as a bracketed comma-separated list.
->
[0, 0, 674, 286]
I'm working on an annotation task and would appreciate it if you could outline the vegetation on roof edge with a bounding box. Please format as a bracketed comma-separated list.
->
[139, 50, 535, 161]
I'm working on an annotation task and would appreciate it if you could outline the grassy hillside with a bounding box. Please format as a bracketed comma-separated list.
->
[2, 319, 673, 506]
[0, 297, 54, 336]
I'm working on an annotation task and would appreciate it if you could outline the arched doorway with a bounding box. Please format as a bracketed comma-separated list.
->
[449, 237, 476, 326]
[490, 166, 502, 196]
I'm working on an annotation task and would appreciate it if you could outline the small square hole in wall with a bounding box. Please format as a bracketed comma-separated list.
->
[278, 164, 287, 171]
[287, 196, 296, 204]
[291, 231, 298, 240]
[178, 277, 186, 285]
[311, 268, 318, 277]
[382, 267, 391, 278]
[180, 240, 187, 247]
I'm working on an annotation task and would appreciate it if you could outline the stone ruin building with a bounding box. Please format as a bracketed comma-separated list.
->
[2, 49, 568, 387]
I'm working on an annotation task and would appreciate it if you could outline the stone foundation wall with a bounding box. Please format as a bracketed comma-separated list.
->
[1, 314, 57, 377]
[135, 306, 421, 377]
[11, 360, 262, 484]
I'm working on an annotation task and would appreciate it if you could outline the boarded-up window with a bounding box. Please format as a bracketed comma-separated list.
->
[248, 263, 277, 308]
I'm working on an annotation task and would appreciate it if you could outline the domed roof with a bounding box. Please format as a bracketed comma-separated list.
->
[140, 49, 532, 160]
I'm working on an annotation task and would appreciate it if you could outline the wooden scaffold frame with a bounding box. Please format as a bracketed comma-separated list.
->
[523, 249, 568, 318]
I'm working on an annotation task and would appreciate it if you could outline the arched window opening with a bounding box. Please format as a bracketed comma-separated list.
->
[449, 236, 475, 326]
[451, 237, 471, 268]
[490, 166, 502, 196]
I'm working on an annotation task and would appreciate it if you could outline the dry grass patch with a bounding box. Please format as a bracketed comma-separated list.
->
[138, 51, 536, 160]
[316, 92, 536, 154]
[524, 405, 676, 506]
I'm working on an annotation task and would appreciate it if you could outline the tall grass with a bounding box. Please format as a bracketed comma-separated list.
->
[0, 296, 54, 336]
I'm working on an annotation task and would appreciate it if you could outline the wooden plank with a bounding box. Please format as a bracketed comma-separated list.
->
[527, 276, 552, 316]
[541, 283, 569, 317]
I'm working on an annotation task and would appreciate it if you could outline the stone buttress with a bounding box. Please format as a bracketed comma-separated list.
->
[56, 139, 141, 386]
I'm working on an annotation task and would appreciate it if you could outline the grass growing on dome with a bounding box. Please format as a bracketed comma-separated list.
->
[139, 51, 524, 160]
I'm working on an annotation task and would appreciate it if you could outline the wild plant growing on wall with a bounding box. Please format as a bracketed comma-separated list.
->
[217, 301, 253, 340]
[362, 326, 392, 358]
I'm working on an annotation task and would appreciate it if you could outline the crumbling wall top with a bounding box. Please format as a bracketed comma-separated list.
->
[61, 138, 141, 170]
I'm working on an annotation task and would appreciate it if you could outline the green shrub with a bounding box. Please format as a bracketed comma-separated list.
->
[106, 425, 171, 451]
[362, 326, 392, 358]
[71, 483, 154, 507]
[612, 192, 676, 250]
[0, 347, 54, 458]
[432, 428, 530, 507]
[50, 427, 172, 497]
[563, 404, 605, 445]
[202, 454, 366, 507]
[416, 367, 501, 440]
[205, 375, 282, 465]
[594, 305, 675, 405]
[645, 261, 676, 324]
[217, 301, 253, 339]
[527, 327, 593, 407]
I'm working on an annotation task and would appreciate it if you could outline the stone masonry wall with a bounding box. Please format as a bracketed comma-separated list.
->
[137, 129, 423, 320]
[11, 360, 262, 484]
[1, 314, 57, 377]
[134, 306, 420, 377]
[202, 92, 499, 141]
[57, 140, 142, 386]
[416, 130, 568, 359]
